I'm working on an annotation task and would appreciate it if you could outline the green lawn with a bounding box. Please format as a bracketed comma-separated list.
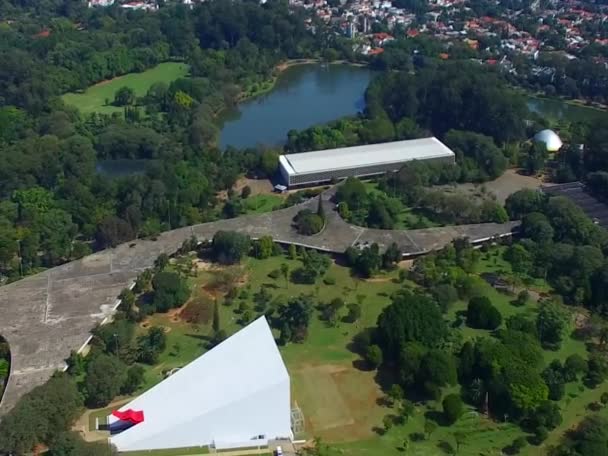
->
[333, 410, 523, 456]
[62, 62, 189, 115]
[243, 194, 284, 214]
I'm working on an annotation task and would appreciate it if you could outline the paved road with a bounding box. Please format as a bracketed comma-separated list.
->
[0, 193, 518, 414]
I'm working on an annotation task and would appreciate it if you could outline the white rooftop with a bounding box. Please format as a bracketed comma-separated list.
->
[109, 316, 291, 452]
[279, 137, 455, 176]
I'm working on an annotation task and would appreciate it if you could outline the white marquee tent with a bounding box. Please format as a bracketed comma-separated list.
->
[109, 316, 292, 452]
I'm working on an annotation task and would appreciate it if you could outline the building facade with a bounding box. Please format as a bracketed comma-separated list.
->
[279, 137, 456, 187]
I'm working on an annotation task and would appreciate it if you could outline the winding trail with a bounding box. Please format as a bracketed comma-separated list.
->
[0, 192, 518, 415]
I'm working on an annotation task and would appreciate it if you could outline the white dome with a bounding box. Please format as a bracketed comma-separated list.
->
[534, 129, 563, 152]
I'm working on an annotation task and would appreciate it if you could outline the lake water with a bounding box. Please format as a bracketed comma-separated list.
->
[218, 64, 372, 149]
[527, 97, 607, 123]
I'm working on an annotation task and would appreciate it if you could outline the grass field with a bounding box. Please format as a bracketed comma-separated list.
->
[62, 62, 189, 115]
[120, 245, 599, 456]
[243, 194, 284, 214]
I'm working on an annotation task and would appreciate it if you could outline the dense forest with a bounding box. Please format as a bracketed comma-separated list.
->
[0, 0, 346, 281]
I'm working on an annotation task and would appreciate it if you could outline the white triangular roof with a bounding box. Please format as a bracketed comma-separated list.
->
[110, 316, 291, 451]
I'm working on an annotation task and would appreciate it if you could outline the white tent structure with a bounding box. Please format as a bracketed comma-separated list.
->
[109, 316, 292, 452]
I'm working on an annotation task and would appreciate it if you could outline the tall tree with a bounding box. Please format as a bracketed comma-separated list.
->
[84, 354, 127, 408]
[376, 290, 447, 361]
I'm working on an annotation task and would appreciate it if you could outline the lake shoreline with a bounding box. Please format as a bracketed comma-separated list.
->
[512, 86, 608, 120]
[236, 58, 369, 104]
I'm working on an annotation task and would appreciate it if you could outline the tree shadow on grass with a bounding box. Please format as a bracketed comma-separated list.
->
[185, 333, 211, 342]
[372, 426, 386, 436]
[352, 359, 374, 372]
[376, 396, 392, 407]
[437, 440, 455, 454]
[374, 364, 399, 392]
[424, 409, 448, 426]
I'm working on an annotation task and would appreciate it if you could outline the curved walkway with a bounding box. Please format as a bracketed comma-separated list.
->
[0, 193, 518, 414]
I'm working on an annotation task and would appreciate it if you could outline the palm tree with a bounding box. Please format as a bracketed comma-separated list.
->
[469, 378, 486, 407]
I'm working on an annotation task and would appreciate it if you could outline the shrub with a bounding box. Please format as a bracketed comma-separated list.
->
[290, 267, 317, 284]
[442, 394, 464, 425]
[466, 296, 502, 330]
[353, 329, 374, 354]
[345, 303, 362, 323]
[293, 209, 324, 235]
[512, 437, 527, 451]
[409, 432, 425, 442]
[432, 284, 459, 313]
[564, 354, 588, 381]
[513, 290, 530, 307]
[152, 271, 189, 313]
[365, 344, 383, 369]
[588, 401, 602, 412]
[241, 185, 251, 199]
[268, 269, 281, 279]
[530, 426, 548, 445]
[323, 276, 336, 285]
[504, 436, 528, 454]
[211, 231, 251, 264]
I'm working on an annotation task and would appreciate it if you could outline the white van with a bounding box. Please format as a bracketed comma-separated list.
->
[275, 446, 283, 456]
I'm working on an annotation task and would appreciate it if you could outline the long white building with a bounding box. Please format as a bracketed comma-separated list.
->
[279, 137, 456, 187]
[109, 317, 292, 452]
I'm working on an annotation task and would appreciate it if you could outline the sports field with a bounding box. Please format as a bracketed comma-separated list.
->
[62, 62, 189, 115]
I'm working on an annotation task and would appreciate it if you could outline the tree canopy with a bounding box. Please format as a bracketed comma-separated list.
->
[376, 290, 447, 362]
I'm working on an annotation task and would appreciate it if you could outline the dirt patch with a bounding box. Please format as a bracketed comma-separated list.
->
[398, 259, 414, 270]
[292, 364, 384, 443]
[180, 296, 214, 324]
[166, 302, 188, 319]
[233, 177, 275, 196]
[437, 169, 543, 204]
[194, 259, 217, 271]
[204, 266, 247, 296]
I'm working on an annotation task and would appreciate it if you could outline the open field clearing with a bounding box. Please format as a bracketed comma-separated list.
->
[62, 62, 189, 115]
